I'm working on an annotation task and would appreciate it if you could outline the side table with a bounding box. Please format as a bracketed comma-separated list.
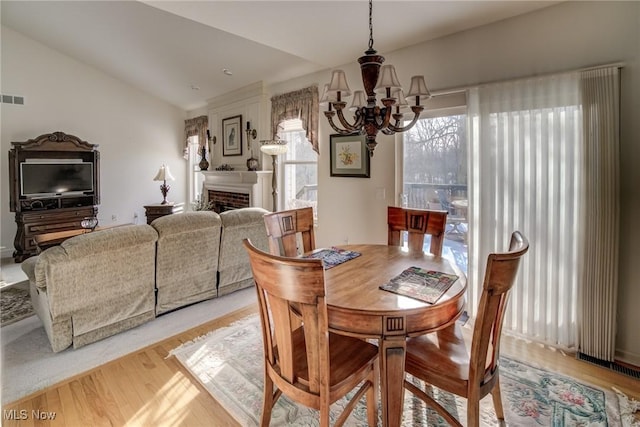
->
[144, 203, 183, 224]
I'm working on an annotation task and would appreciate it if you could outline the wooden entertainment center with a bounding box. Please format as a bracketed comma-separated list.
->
[9, 131, 100, 262]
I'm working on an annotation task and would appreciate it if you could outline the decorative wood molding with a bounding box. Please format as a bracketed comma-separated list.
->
[11, 131, 98, 152]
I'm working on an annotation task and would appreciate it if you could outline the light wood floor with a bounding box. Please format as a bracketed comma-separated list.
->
[3, 303, 639, 426]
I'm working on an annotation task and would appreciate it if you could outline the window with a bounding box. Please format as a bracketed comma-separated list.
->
[187, 136, 205, 208]
[278, 119, 318, 220]
[401, 97, 468, 274]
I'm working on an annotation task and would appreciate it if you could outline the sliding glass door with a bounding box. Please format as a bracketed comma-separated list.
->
[402, 110, 468, 274]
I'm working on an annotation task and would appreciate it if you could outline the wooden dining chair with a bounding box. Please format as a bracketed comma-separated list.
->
[403, 231, 529, 427]
[263, 207, 316, 256]
[387, 206, 448, 256]
[243, 238, 379, 427]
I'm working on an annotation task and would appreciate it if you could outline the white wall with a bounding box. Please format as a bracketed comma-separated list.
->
[267, 2, 640, 363]
[1, 26, 187, 256]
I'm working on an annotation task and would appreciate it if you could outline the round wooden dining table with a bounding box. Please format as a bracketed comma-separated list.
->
[321, 244, 467, 427]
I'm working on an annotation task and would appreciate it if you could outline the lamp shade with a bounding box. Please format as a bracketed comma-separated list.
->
[260, 142, 288, 156]
[406, 75, 431, 105]
[374, 65, 402, 93]
[319, 83, 337, 107]
[327, 70, 352, 98]
[391, 88, 409, 109]
[349, 90, 367, 111]
[153, 164, 175, 181]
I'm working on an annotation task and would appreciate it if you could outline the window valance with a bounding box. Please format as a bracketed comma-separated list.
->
[184, 115, 208, 149]
[270, 86, 319, 153]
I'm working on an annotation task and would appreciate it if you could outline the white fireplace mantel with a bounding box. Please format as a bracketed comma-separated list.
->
[201, 170, 273, 211]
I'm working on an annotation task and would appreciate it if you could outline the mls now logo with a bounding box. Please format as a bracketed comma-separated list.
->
[4, 409, 56, 420]
[3, 410, 27, 420]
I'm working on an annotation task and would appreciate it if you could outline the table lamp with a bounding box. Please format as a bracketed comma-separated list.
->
[260, 139, 288, 211]
[153, 164, 175, 204]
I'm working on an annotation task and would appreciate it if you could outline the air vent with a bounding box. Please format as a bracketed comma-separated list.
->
[1, 94, 25, 105]
[577, 352, 640, 379]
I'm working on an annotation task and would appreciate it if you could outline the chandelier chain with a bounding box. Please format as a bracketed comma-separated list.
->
[368, 0, 374, 51]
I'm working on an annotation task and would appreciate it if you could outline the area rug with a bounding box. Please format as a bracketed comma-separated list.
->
[1, 282, 35, 327]
[169, 314, 623, 427]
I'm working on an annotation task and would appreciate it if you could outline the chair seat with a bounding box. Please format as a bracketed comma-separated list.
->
[287, 327, 379, 393]
[406, 324, 472, 397]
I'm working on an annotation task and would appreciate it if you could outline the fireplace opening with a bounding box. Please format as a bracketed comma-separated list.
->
[208, 190, 250, 214]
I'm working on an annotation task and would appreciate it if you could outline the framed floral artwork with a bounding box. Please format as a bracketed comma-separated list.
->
[222, 115, 243, 156]
[329, 134, 370, 178]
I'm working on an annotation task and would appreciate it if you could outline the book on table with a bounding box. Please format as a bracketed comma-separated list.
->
[380, 266, 458, 304]
[302, 247, 361, 269]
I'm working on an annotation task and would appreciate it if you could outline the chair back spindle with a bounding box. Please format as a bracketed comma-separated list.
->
[264, 207, 316, 257]
[387, 206, 447, 256]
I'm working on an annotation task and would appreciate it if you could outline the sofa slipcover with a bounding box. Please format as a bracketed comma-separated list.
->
[153, 211, 222, 314]
[23, 224, 157, 352]
[218, 207, 270, 296]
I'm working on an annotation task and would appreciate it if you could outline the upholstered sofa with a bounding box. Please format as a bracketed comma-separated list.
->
[21, 208, 269, 352]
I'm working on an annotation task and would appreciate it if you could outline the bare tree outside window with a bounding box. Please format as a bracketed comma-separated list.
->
[403, 114, 468, 272]
[404, 115, 467, 187]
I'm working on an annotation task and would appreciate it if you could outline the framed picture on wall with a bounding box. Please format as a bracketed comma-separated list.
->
[330, 134, 370, 178]
[222, 115, 243, 156]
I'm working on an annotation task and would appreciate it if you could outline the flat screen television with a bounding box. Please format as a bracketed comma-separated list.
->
[20, 161, 94, 197]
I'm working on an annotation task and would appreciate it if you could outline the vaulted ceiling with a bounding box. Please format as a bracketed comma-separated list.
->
[1, 1, 558, 111]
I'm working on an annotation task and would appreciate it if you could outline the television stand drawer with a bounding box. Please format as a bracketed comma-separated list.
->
[13, 206, 98, 262]
[21, 206, 96, 222]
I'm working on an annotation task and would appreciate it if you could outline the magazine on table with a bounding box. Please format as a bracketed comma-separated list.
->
[302, 247, 361, 269]
[379, 266, 458, 304]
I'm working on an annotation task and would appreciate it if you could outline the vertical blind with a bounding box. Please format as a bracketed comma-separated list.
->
[466, 68, 620, 353]
[467, 73, 583, 349]
[578, 67, 620, 361]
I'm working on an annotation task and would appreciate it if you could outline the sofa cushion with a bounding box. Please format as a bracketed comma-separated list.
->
[152, 211, 222, 314]
[218, 208, 270, 292]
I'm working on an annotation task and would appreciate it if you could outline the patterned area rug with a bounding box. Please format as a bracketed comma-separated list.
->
[170, 314, 623, 426]
[1, 282, 35, 327]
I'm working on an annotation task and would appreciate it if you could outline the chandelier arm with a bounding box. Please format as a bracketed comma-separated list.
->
[335, 108, 361, 132]
[386, 110, 423, 133]
[324, 112, 360, 135]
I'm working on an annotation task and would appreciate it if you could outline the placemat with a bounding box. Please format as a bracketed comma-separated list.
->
[380, 266, 458, 304]
[303, 247, 361, 269]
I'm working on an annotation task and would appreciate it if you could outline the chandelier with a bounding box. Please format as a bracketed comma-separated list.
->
[321, 0, 431, 157]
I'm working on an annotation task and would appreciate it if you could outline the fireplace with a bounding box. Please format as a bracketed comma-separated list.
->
[208, 190, 250, 213]
[201, 170, 273, 212]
